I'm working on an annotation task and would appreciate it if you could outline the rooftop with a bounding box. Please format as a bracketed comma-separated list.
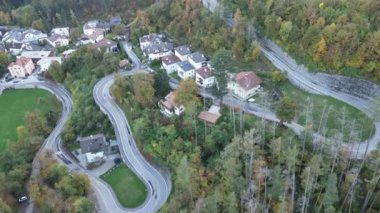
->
[79, 134, 107, 154]
[174, 45, 191, 56]
[161, 92, 180, 110]
[177, 60, 195, 72]
[139, 33, 160, 43]
[198, 105, 221, 125]
[9, 57, 32, 67]
[47, 34, 68, 43]
[144, 41, 173, 55]
[189, 52, 206, 63]
[20, 51, 52, 59]
[196, 66, 212, 79]
[92, 38, 117, 49]
[161, 55, 180, 65]
[234, 71, 262, 91]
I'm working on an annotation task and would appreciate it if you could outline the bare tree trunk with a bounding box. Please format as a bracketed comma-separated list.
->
[300, 167, 311, 213]
[341, 135, 371, 209]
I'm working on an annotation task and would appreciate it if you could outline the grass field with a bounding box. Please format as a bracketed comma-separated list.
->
[101, 164, 147, 208]
[281, 82, 375, 141]
[0, 89, 60, 152]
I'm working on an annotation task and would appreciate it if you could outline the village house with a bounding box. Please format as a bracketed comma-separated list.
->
[139, 33, 160, 50]
[198, 105, 221, 126]
[23, 29, 48, 43]
[2, 29, 24, 44]
[87, 28, 105, 43]
[195, 66, 215, 88]
[2, 28, 47, 44]
[161, 55, 180, 74]
[188, 52, 207, 69]
[92, 38, 118, 52]
[177, 60, 195, 79]
[174, 45, 191, 61]
[37, 57, 62, 72]
[46, 34, 70, 47]
[79, 134, 108, 166]
[20, 51, 52, 63]
[143, 41, 173, 60]
[51, 27, 70, 37]
[8, 57, 35, 78]
[83, 20, 110, 36]
[159, 92, 185, 116]
[227, 71, 262, 100]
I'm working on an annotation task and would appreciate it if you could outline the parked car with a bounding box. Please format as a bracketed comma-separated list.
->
[18, 196, 28, 203]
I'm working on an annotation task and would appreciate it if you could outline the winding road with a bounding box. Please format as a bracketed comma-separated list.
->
[201, 0, 380, 158]
[1, 42, 171, 213]
[93, 41, 171, 213]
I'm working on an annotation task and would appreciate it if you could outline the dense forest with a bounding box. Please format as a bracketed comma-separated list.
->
[222, 0, 380, 80]
[0, 0, 154, 30]
[122, 1, 380, 212]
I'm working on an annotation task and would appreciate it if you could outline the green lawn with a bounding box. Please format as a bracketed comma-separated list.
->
[101, 164, 147, 208]
[281, 82, 375, 141]
[0, 89, 59, 152]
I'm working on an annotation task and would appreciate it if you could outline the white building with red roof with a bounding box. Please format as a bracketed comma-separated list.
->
[195, 66, 215, 88]
[227, 71, 262, 100]
[8, 57, 35, 78]
[161, 55, 180, 74]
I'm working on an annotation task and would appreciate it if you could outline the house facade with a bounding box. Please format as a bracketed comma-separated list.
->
[161, 55, 180, 74]
[227, 71, 262, 100]
[174, 45, 191, 61]
[159, 92, 185, 116]
[195, 66, 215, 88]
[79, 134, 108, 165]
[8, 57, 35, 78]
[177, 61, 195, 79]
[188, 52, 207, 69]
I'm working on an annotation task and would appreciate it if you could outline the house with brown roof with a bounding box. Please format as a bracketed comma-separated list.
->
[195, 66, 215, 88]
[92, 38, 118, 52]
[8, 57, 35, 78]
[198, 105, 221, 126]
[161, 55, 180, 74]
[227, 71, 262, 100]
[158, 92, 185, 116]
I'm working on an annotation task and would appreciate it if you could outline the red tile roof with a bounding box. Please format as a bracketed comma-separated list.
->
[235, 71, 262, 91]
[196, 66, 212, 79]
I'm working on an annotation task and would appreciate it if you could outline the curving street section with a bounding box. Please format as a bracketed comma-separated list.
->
[92, 41, 171, 212]
[201, 0, 380, 158]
